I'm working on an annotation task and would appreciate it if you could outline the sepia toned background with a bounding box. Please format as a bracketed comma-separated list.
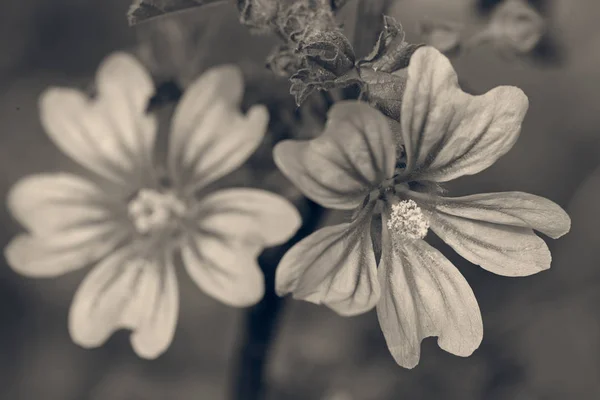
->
[1, 0, 600, 399]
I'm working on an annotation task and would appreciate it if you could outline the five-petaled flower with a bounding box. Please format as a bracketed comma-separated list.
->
[5, 53, 301, 359]
[273, 46, 570, 368]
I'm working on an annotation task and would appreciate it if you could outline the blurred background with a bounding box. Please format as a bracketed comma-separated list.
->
[1, 0, 600, 399]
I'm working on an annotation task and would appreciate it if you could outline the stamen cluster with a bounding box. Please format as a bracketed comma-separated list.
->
[386, 199, 429, 241]
[128, 189, 186, 234]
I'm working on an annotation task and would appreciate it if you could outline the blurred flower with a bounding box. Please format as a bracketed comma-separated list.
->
[418, 18, 463, 55]
[5, 53, 301, 359]
[466, 0, 546, 55]
[273, 46, 570, 368]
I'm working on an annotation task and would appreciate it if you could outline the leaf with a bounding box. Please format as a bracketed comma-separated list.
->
[127, 0, 228, 25]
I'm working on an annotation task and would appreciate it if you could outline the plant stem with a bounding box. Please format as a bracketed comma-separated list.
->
[230, 199, 325, 400]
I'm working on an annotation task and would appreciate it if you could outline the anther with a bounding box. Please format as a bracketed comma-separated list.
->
[127, 189, 186, 235]
[386, 199, 429, 241]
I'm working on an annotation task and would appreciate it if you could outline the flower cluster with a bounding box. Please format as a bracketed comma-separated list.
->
[5, 2, 571, 371]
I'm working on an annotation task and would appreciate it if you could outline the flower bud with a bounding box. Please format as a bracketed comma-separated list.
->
[359, 16, 423, 74]
[238, 0, 280, 33]
[266, 45, 303, 77]
[357, 16, 423, 120]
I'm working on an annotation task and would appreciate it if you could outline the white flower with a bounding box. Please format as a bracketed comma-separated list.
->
[273, 46, 570, 368]
[418, 18, 463, 54]
[5, 52, 301, 359]
[467, 0, 546, 55]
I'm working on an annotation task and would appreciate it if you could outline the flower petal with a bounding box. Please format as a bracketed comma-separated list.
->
[275, 218, 380, 317]
[168, 65, 268, 191]
[5, 227, 127, 278]
[377, 226, 483, 368]
[180, 233, 265, 307]
[169, 65, 243, 161]
[7, 173, 116, 235]
[130, 256, 179, 359]
[195, 188, 301, 247]
[428, 204, 553, 277]
[273, 101, 396, 210]
[69, 247, 179, 359]
[433, 192, 571, 239]
[40, 52, 157, 186]
[180, 188, 301, 307]
[401, 46, 529, 182]
[5, 173, 128, 277]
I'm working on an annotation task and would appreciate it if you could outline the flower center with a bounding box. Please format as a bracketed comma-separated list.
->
[127, 189, 187, 235]
[386, 199, 429, 241]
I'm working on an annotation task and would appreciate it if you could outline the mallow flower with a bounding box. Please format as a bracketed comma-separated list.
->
[273, 46, 570, 368]
[5, 52, 301, 358]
